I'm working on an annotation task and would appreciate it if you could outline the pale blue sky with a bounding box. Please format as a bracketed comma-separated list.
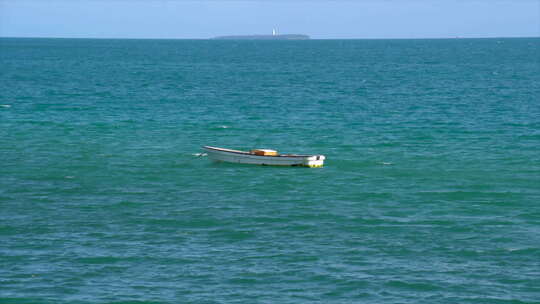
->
[1, 0, 539, 39]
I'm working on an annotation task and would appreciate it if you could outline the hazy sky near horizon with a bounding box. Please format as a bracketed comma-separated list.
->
[1, 0, 539, 39]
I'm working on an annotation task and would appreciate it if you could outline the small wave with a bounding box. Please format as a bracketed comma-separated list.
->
[64, 176, 75, 179]
[380, 162, 393, 165]
[218, 125, 229, 129]
[193, 153, 207, 157]
[0, 105, 11, 108]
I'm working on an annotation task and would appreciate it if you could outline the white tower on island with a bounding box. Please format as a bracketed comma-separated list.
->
[272, 28, 277, 36]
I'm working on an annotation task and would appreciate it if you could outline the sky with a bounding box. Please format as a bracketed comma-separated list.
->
[0, 0, 539, 39]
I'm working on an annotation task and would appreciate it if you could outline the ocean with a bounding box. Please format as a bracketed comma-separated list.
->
[1, 37, 539, 303]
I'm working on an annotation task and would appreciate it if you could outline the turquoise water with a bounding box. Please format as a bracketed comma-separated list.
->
[1, 37, 539, 303]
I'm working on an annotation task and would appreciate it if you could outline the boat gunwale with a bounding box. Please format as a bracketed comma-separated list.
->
[203, 146, 316, 158]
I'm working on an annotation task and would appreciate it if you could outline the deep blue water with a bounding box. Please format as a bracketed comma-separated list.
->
[1, 37, 540, 303]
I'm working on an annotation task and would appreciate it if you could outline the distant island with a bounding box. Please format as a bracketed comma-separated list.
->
[213, 34, 310, 40]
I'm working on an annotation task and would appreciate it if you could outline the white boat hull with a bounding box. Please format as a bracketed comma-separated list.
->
[203, 146, 325, 168]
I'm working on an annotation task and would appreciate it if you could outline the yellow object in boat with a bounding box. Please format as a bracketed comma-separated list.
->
[251, 149, 278, 156]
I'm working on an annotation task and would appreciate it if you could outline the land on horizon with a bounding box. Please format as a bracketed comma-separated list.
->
[213, 34, 310, 40]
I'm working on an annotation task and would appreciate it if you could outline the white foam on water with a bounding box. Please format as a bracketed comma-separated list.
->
[218, 125, 229, 129]
[1, 105, 11, 108]
[193, 153, 207, 157]
[381, 162, 393, 165]
[65, 176, 75, 179]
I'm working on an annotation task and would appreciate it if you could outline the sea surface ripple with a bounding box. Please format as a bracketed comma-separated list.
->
[1, 37, 539, 303]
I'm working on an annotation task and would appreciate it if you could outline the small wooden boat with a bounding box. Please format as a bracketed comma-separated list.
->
[203, 146, 325, 167]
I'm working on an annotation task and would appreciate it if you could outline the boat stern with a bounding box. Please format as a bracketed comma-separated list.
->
[303, 155, 325, 168]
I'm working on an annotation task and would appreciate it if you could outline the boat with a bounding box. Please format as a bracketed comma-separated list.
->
[203, 146, 325, 167]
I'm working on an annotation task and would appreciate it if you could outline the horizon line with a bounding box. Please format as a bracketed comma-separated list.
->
[1, 35, 539, 40]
